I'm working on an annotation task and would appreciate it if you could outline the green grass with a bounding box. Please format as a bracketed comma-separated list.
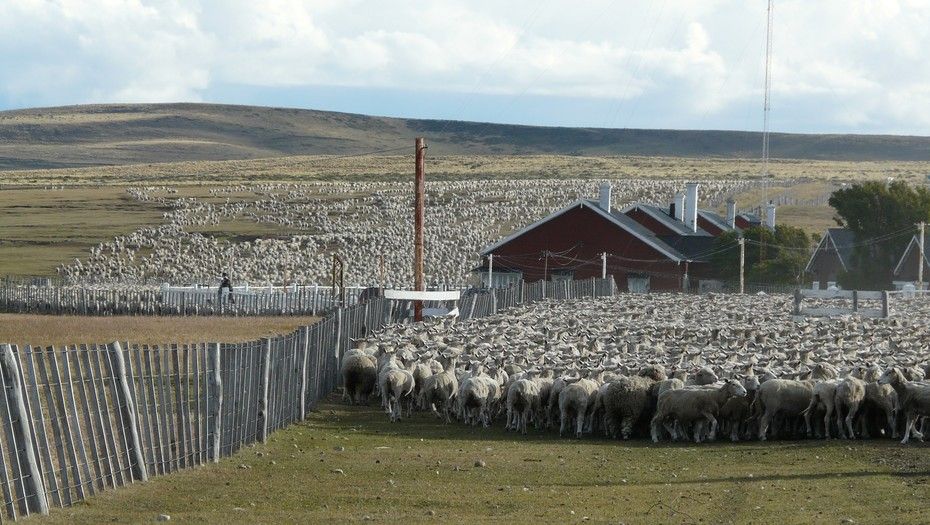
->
[0, 187, 167, 275]
[36, 401, 930, 524]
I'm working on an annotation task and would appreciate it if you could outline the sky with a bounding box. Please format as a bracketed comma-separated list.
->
[1, 0, 929, 135]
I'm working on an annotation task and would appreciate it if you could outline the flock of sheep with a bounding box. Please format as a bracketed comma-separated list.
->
[342, 293, 930, 444]
[59, 179, 774, 287]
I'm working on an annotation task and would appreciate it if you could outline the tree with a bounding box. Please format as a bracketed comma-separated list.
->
[711, 225, 810, 285]
[828, 181, 930, 289]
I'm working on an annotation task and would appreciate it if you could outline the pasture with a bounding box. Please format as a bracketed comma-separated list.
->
[0, 314, 319, 345]
[38, 400, 930, 524]
[2, 175, 832, 285]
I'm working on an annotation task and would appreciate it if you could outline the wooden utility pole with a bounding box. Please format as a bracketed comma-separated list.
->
[917, 221, 926, 290]
[739, 237, 746, 294]
[413, 137, 426, 321]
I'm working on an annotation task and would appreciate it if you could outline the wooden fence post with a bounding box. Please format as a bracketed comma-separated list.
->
[793, 289, 802, 316]
[882, 291, 890, 318]
[299, 326, 310, 419]
[258, 338, 271, 443]
[852, 290, 859, 312]
[109, 342, 148, 482]
[208, 343, 222, 463]
[0, 344, 49, 515]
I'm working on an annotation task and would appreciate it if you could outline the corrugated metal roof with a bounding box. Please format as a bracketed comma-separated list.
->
[657, 234, 718, 262]
[479, 199, 689, 262]
[697, 209, 733, 232]
[629, 203, 714, 237]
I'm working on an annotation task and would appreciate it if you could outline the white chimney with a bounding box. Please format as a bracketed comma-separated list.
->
[765, 201, 776, 230]
[726, 198, 736, 229]
[598, 183, 612, 213]
[673, 193, 685, 221]
[684, 182, 699, 232]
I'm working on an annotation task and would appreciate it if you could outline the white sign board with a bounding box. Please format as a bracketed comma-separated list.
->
[383, 290, 461, 301]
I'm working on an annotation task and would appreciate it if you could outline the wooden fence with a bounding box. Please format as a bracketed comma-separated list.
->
[792, 289, 889, 318]
[0, 297, 405, 520]
[458, 277, 617, 320]
[0, 277, 619, 520]
[0, 281, 365, 317]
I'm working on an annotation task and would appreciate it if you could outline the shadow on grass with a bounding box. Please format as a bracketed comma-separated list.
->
[310, 402, 925, 451]
[549, 470, 930, 488]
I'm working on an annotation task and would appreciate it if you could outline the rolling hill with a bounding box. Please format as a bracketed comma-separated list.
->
[2, 103, 930, 170]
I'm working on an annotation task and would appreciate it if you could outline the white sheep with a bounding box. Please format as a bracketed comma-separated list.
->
[879, 368, 930, 444]
[650, 379, 747, 443]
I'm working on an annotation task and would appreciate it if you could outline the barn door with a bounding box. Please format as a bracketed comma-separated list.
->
[627, 276, 650, 293]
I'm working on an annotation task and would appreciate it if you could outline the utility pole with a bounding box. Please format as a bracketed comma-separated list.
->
[917, 221, 926, 290]
[487, 254, 494, 289]
[413, 137, 426, 321]
[543, 250, 549, 297]
[601, 252, 607, 280]
[738, 237, 746, 294]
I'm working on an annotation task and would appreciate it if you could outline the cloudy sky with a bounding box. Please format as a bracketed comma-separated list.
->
[2, 0, 929, 134]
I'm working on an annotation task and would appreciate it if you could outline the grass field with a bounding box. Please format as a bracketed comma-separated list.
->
[37, 400, 930, 524]
[0, 314, 319, 346]
[0, 187, 167, 275]
[3, 154, 929, 186]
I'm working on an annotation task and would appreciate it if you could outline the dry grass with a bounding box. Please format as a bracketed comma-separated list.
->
[0, 187, 166, 276]
[36, 400, 930, 524]
[2, 154, 929, 186]
[0, 314, 319, 347]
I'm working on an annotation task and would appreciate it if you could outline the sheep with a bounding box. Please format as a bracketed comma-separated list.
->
[718, 375, 759, 442]
[418, 356, 459, 423]
[340, 348, 378, 405]
[851, 364, 898, 439]
[878, 367, 930, 444]
[833, 376, 867, 439]
[559, 376, 600, 438]
[801, 380, 840, 439]
[379, 367, 415, 423]
[686, 366, 718, 386]
[506, 373, 542, 434]
[650, 379, 748, 443]
[602, 373, 666, 440]
[755, 379, 814, 440]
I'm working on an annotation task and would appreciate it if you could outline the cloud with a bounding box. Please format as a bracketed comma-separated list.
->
[0, 0, 929, 134]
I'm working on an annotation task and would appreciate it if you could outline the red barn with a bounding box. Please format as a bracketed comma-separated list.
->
[478, 187, 709, 292]
[477, 183, 776, 292]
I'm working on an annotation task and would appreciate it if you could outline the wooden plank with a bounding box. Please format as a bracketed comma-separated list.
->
[0, 352, 24, 519]
[170, 345, 188, 469]
[46, 346, 86, 501]
[0, 394, 17, 520]
[181, 344, 195, 467]
[100, 344, 131, 486]
[1, 344, 49, 516]
[22, 345, 61, 506]
[109, 342, 147, 483]
[142, 346, 165, 476]
[258, 339, 271, 442]
[154, 346, 176, 472]
[131, 345, 156, 477]
[88, 344, 124, 487]
[76, 345, 108, 491]
[207, 343, 222, 463]
[191, 344, 202, 466]
[34, 346, 70, 507]
[62, 346, 94, 498]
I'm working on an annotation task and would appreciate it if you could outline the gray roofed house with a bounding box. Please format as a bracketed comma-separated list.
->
[805, 228, 857, 287]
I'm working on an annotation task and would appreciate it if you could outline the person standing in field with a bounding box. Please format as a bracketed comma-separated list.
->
[218, 272, 233, 303]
